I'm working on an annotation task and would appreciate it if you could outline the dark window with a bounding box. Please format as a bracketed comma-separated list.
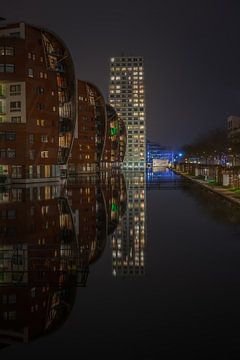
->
[10, 101, 21, 112]
[29, 134, 35, 144]
[9, 32, 20, 38]
[10, 84, 21, 95]
[36, 87, 44, 95]
[11, 116, 21, 123]
[36, 103, 45, 111]
[6, 64, 15, 73]
[0, 149, 6, 158]
[0, 64, 15, 72]
[5, 132, 16, 141]
[7, 210, 16, 219]
[7, 149, 16, 158]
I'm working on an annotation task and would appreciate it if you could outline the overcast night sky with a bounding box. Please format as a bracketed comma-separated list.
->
[2, 0, 240, 147]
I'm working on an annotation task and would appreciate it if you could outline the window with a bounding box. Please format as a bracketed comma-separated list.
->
[3, 311, 16, 320]
[36, 87, 44, 95]
[6, 64, 14, 72]
[10, 84, 21, 95]
[12, 165, 22, 178]
[0, 46, 14, 56]
[5, 132, 16, 140]
[41, 151, 48, 158]
[31, 288, 36, 298]
[10, 101, 21, 112]
[0, 64, 15, 72]
[7, 149, 16, 158]
[29, 134, 35, 144]
[7, 210, 16, 219]
[11, 116, 21, 123]
[28, 68, 34, 78]
[41, 135, 48, 143]
[9, 294, 16, 304]
[29, 150, 35, 160]
[0, 149, 6, 158]
[37, 119, 45, 127]
[36, 103, 45, 111]
[0, 131, 16, 140]
[9, 32, 20, 38]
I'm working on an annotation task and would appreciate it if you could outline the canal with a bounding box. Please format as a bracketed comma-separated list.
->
[1, 169, 240, 358]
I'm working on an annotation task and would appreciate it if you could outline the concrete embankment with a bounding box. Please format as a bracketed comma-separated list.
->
[174, 170, 240, 207]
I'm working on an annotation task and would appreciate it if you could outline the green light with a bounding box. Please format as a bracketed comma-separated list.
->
[110, 127, 118, 136]
[111, 203, 118, 212]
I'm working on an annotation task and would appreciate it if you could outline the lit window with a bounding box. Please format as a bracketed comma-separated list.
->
[37, 119, 45, 127]
[28, 68, 34, 78]
[0, 47, 14, 56]
[41, 151, 49, 158]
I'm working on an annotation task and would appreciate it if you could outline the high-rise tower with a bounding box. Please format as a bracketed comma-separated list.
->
[109, 56, 146, 170]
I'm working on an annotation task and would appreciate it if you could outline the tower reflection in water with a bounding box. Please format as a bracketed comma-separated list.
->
[0, 171, 146, 346]
[111, 173, 146, 277]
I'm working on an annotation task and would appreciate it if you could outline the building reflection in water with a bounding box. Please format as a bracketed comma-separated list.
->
[66, 174, 108, 267]
[0, 171, 146, 346]
[111, 172, 146, 277]
[0, 184, 80, 344]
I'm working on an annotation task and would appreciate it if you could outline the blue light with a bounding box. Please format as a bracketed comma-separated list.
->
[178, 153, 183, 157]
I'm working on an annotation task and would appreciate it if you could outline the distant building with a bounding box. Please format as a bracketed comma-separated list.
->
[227, 115, 240, 144]
[0, 22, 76, 182]
[109, 56, 146, 170]
[147, 140, 175, 167]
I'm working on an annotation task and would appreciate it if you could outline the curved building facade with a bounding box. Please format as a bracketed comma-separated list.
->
[119, 116, 127, 163]
[69, 80, 107, 174]
[101, 104, 127, 169]
[0, 22, 76, 182]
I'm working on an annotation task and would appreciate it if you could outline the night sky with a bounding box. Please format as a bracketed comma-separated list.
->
[2, 0, 240, 147]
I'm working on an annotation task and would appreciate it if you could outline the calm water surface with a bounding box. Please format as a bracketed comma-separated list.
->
[1, 169, 240, 358]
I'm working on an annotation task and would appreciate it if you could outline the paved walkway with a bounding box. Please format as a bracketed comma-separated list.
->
[174, 171, 240, 206]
